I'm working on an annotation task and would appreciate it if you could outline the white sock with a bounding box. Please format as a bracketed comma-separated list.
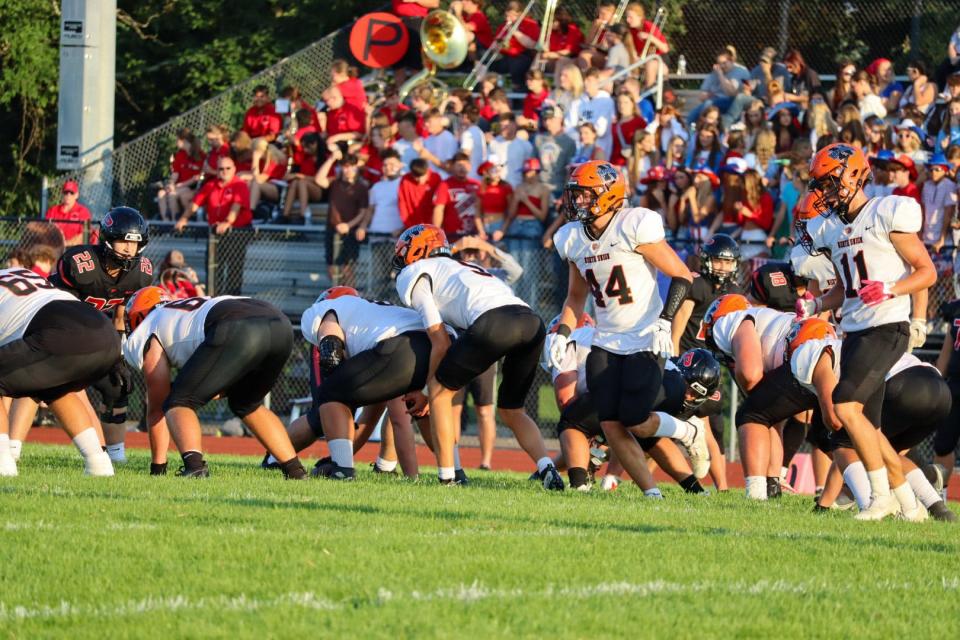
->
[780, 466, 788, 482]
[842, 462, 872, 509]
[745, 476, 767, 500]
[905, 469, 942, 508]
[9, 440, 21, 461]
[535, 456, 553, 474]
[0, 434, 9, 454]
[893, 480, 920, 512]
[72, 428, 102, 461]
[105, 443, 126, 462]
[327, 439, 353, 468]
[453, 445, 462, 471]
[653, 412, 695, 444]
[867, 467, 891, 497]
[375, 457, 398, 472]
[438, 466, 455, 480]
[644, 487, 663, 499]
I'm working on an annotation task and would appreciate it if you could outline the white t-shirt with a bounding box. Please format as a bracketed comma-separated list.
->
[921, 178, 956, 245]
[392, 138, 421, 171]
[488, 136, 534, 187]
[712, 307, 794, 372]
[579, 91, 616, 158]
[0, 268, 77, 347]
[554, 207, 665, 354]
[396, 256, 527, 330]
[300, 295, 425, 356]
[806, 195, 922, 332]
[424, 130, 459, 180]
[367, 176, 403, 234]
[459, 125, 487, 180]
[540, 326, 594, 395]
[123, 296, 242, 370]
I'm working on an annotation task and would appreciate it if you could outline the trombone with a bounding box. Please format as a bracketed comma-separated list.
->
[637, 6, 667, 62]
[531, 0, 559, 72]
[462, 0, 536, 90]
[587, 0, 629, 48]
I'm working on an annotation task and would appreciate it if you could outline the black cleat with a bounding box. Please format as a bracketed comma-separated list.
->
[261, 454, 281, 471]
[150, 462, 168, 476]
[538, 464, 565, 491]
[371, 462, 398, 475]
[766, 477, 782, 499]
[439, 477, 461, 486]
[454, 468, 470, 485]
[312, 457, 355, 480]
[176, 462, 209, 478]
[929, 501, 958, 522]
[528, 470, 540, 482]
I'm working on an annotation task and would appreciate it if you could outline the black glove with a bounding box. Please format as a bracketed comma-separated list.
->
[108, 359, 133, 396]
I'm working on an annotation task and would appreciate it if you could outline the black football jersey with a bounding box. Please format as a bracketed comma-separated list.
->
[679, 273, 743, 353]
[941, 299, 960, 380]
[749, 262, 799, 312]
[49, 245, 154, 313]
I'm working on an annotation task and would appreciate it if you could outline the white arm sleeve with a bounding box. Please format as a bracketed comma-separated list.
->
[410, 276, 443, 328]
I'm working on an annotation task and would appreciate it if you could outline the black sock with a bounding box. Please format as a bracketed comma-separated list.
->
[150, 462, 168, 476]
[181, 450, 206, 471]
[767, 476, 782, 498]
[280, 457, 307, 480]
[679, 474, 705, 493]
[568, 467, 589, 488]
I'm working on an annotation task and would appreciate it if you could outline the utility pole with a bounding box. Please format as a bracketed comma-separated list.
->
[56, 0, 116, 216]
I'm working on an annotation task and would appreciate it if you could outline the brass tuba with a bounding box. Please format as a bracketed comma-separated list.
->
[398, 10, 469, 104]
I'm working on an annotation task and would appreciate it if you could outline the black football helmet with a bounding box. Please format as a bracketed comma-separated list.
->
[100, 206, 149, 271]
[699, 233, 740, 285]
[675, 348, 722, 414]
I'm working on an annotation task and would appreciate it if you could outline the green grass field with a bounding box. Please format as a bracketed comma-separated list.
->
[1, 446, 959, 639]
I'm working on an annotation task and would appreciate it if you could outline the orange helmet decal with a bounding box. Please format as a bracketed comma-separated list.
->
[317, 286, 358, 302]
[126, 286, 171, 332]
[702, 293, 750, 340]
[562, 161, 626, 224]
[786, 317, 837, 360]
[393, 224, 451, 269]
[808, 143, 870, 217]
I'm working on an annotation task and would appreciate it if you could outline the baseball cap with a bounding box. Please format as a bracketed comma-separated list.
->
[63, 181, 79, 194]
[523, 158, 542, 173]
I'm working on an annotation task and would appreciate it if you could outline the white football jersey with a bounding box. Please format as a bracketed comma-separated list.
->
[712, 307, 794, 372]
[806, 196, 921, 332]
[789, 243, 837, 293]
[0, 268, 77, 347]
[790, 337, 842, 393]
[301, 295, 425, 356]
[540, 326, 594, 395]
[123, 296, 241, 370]
[554, 207, 665, 355]
[396, 257, 526, 330]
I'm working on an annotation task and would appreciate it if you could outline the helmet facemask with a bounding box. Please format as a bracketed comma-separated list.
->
[562, 185, 602, 226]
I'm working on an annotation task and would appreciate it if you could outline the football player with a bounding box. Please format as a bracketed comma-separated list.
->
[7, 207, 153, 465]
[671, 233, 742, 491]
[123, 288, 305, 478]
[787, 318, 954, 521]
[798, 143, 937, 519]
[550, 160, 709, 487]
[0, 268, 119, 477]
[394, 224, 562, 488]
[702, 294, 796, 499]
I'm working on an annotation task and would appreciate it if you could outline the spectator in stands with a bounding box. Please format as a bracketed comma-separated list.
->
[443, 88, 471, 138]
[693, 104, 722, 136]
[835, 102, 862, 128]
[315, 150, 369, 287]
[900, 59, 937, 115]
[579, 68, 616, 158]
[922, 153, 956, 250]
[202, 124, 231, 179]
[623, 2, 669, 89]
[516, 70, 550, 130]
[476, 73, 500, 124]
[750, 47, 790, 102]
[935, 24, 960, 89]
[828, 61, 856, 115]
[230, 131, 254, 178]
[432, 151, 482, 239]
[686, 125, 724, 173]
[323, 86, 366, 146]
[490, 0, 540, 89]
[888, 154, 921, 203]
[713, 158, 747, 236]
[936, 95, 960, 152]
[599, 24, 631, 81]
[610, 92, 647, 167]
[753, 129, 778, 184]
[364, 148, 405, 299]
[393, 111, 424, 170]
[330, 59, 367, 112]
[626, 129, 657, 202]
[649, 104, 687, 158]
[376, 84, 410, 134]
[866, 57, 903, 114]
[767, 158, 807, 257]
[766, 78, 787, 108]
[45, 181, 91, 247]
[242, 85, 282, 142]
[478, 157, 512, 240]
[485, 88, 514, 123]
[741, 100, 766, 151]
[356, 122, 392, 185]
[661, 134, 688, 172]
[850, 70, 886, 120]
[501, 156, 549, 304]
[533, 104, 577, 197]
[459, 104, 487, 180]
[639, 165, 669, 223]
[863, 115, 892, 157]
[734, 168, 773, 259]
[157, 128, 204, 222]
[948, 143, 960, 176]
[667, 167, 695, 239]
[489, 112, 534, 187]
[770, 103, 802, 153]
[282, 133, 321, 223]
[865, 151, 895, 198]
[398, 157, 442, 227]
[571, 122, 605, 164]
[552, 64, 587, 141]
[895, 119, 929, 165]
[177, 155, 252, 294]
[421, 108, 459, 179]
[782, 49, 821, 108]
[839, 119, 867, 151]
[248, 137, 288, 216]
[580, 0, 617, 70]
[451, 0, 493, 60]
[688, 47, 752, 128]
[542, 8, 584, 72]
[806, 99, 838, 148]
[279, 85, 319, 130]
[690, 165, 720, 237]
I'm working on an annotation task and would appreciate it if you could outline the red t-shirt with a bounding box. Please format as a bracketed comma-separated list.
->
[736, 192, 774, 231]
[292, 125, 318, 167]
[378, 102, 411, 125]
[45, 202, 92, 242]
[337, 77, 368, 112]
[259, 157, 287, 180]
[629, 19, 667, 54]
[243, 104, 282, 139]
[479, 181, 513, 216]
[893, 182, 922, 204]
[205, 143, 231, 175]
[466, 10, 494, 49]
[392, 0, 429, 18]
[192, 177, 253, 227]
[477, 95, 497, 122]
[549, 23, 584, 56]
[434, 176, 481, 236]
[298, 153, 319, 177]
[398, 171, 442, 226]
[171, 149, 205, 182]
[499, 17, 539, 57]
[610, 115, 648, 166]
[326, 103, 367, 137]
[359, 145, 385, 185]
[523, 89, 550, 121]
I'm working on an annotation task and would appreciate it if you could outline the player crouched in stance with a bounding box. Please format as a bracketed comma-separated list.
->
[0, 268, 119, 477]
[394, 224, 563, 488]
[797, 143, 936, 519]
[123, 288, 305, 478]
[549, 160, 709, 488]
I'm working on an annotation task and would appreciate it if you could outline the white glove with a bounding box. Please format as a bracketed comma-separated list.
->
[545, 331, 570, 370]
[651, 318, 674, 358]
[909, 317, 927, 350]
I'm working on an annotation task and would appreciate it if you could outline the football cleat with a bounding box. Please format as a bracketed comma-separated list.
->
[84, 453, 115, 477]
[312, 457, 355, 480]
[767, 477, 783, 499]
[454, 468, 470, 485]
[854, 494, 901, 521]
[601, 474, 620, 491]
[439, 477, 461, 486]
[830, 494, 858, 511]
[0, 450, 18, 477]
[538, 464, 565, 491]
[680, 417, 711, 479]
[371, 462, 398, 475]
[898, 503, 929, 523]
[176, 462, 210, 478]
[928, 501, 958, 522]
[575, 483, 593, 493]
[261, 453, 281, 471]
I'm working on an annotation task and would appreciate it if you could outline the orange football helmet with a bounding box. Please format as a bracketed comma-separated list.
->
[562, 161, 626, 225]
[316, 286, 358, 302]
[808, 143, 870, 220]
[126, 286, 171, 331]
[785, 317, 837, 360]
[393, 224, 451, 269]
[702, 293, 750, 343]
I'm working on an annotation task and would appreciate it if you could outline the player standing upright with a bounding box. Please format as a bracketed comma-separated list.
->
[550, 160, 709, 486]
[798, 143, 936, 520]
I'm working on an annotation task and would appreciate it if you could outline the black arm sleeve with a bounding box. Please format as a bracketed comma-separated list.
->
[660, 277, 692, 321]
